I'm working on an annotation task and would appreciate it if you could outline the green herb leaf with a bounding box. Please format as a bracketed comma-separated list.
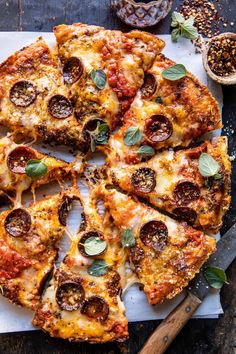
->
[198, 153, 220, 177]
[162, 64, 187, 81]
[90, 69, 107, 89]
[156, 96, 163, 104]
[204, 266, 228, 289]
[171, 11, 185, 27]
[171, 28, 180, 42]
[121, 229, 136, 248]
[138, 145, 155, 158]
[124, 126, 142, 146]
[171, 12, 198, 42]
[25, 159, 48, 180]
[87, 259, 109, 277]
[181, 16, 198, 40]
[89, 122, 109, 152]
[214, 173, 222, 180]
[83, 237, 107, 256]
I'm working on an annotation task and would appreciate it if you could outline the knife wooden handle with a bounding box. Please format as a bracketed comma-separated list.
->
[139, 292, 202, 354]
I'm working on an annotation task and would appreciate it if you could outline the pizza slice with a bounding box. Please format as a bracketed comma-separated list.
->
[108, 137, 231, 233]
[33, 190, 128, 343]
[107, 53, 221, 165]
[53, 23, 164, 152]
[0, 135, 74, 203]
[0, 188, 79, 310]
[96, 187, 216, 305]
[0, 37, 83, 149]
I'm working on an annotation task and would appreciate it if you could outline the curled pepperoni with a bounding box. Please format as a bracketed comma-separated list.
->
[9, 80, 37, 107]
[81, 296, 109, 321]
[172, 207, 197, 225]
[140, 220, 168, 252]
[144, 115, 173, 143]
[131, 167, 156, 193]
[173, 181, 200, 205]
[7, 146, 36, 174]
[58, 197, 73, 226]
[56, 280, 85, 311]
[63, 57, 83, 84]
[48, 95, 73, 119]
[4, 208, 31, 237]
[141, 73, 157, 99]
[78, 230, 106, 257]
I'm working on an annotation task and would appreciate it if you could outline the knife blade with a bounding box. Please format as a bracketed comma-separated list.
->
[189, 222, 236, 301]
[139, 222, 236, 354]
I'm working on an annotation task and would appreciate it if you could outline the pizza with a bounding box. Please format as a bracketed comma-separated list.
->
[33, 191, 128, 343]
[96, 187, 216, 305]
[0, 188, 79, 310]
[53, 23, 164, 152]
[108, 137, 231, 233]
[107, 53, 221, 165]
[0, 135, 73, 203]
[0, 37, 82, 149]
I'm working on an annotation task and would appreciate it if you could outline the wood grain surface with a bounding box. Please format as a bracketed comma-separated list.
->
[0, 1, 235, 353]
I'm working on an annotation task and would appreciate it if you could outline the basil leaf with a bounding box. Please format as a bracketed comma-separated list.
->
[87, 259, 109, 277]
[25, 159, 48, 180]
[181, 17, 198, 40]
[121, 229, 136, 248]
[124, 127, 142, 146]
[138, 145, 155, 158]
[156, 96, 163, 104]
[84, 237, 107, 256]
[89, 122, 109, 152]
[198, 153, 220, 177]
[171, 28, 180, 42]
[204, 266, 228, 289]
[162, 64, 187, 81]
[171, 11, 185, 27]
[90, 69, 106, 89]
[214, 173, 222, 180]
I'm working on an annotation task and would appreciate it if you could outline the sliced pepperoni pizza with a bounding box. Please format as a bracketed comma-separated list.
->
[108, 137, 231, 233]
[53, 23, 164, 153]
[107, 53, 221, 165]
[97, 187, 216, 305]
[33, 191, 128, 343]
[0, 135, 73, 203]
[0, 188, 78, 310]
[0, 37, 83, 149]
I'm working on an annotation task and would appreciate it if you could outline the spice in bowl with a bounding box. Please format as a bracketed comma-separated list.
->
[207, 36, 236, 77]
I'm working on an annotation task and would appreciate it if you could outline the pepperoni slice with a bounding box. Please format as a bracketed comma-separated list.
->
[7, 146, 37, 174]
[78, 230, 106, 257]
[140, 220, 168, 252]
[48, 95, 73, 119]
[81, 296, 109, 321]
[56, 280, 85, 311]
[144, 115, 173, 143]
[9, 80, 37, 107]
[63, 57, 83, 84]
[58, 197, 73, 226]
[4, 208, 31, 237]
[141, 73, 157, 99]
[131, 167, 156, 193]
[173, 181, 200, 205]
[172, 207, 197, 224]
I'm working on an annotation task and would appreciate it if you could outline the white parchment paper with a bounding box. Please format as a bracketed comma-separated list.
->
[0, 32, 223, 332]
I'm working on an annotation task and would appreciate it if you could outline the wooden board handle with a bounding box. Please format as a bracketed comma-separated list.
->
[139, 292, 202, 354]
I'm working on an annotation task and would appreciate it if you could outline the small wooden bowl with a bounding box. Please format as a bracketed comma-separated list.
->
[110, 0, 174, 28]
[202, 32, 236, 85]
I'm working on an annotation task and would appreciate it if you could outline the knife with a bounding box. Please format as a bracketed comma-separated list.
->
[139, 222, 236, 354]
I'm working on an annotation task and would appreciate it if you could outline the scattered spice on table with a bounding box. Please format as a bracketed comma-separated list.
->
[180, 0, 228, 38]
[207, 36, 236, 76]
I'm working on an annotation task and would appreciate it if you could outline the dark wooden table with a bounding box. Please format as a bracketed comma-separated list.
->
[0, 0, 235, 353]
